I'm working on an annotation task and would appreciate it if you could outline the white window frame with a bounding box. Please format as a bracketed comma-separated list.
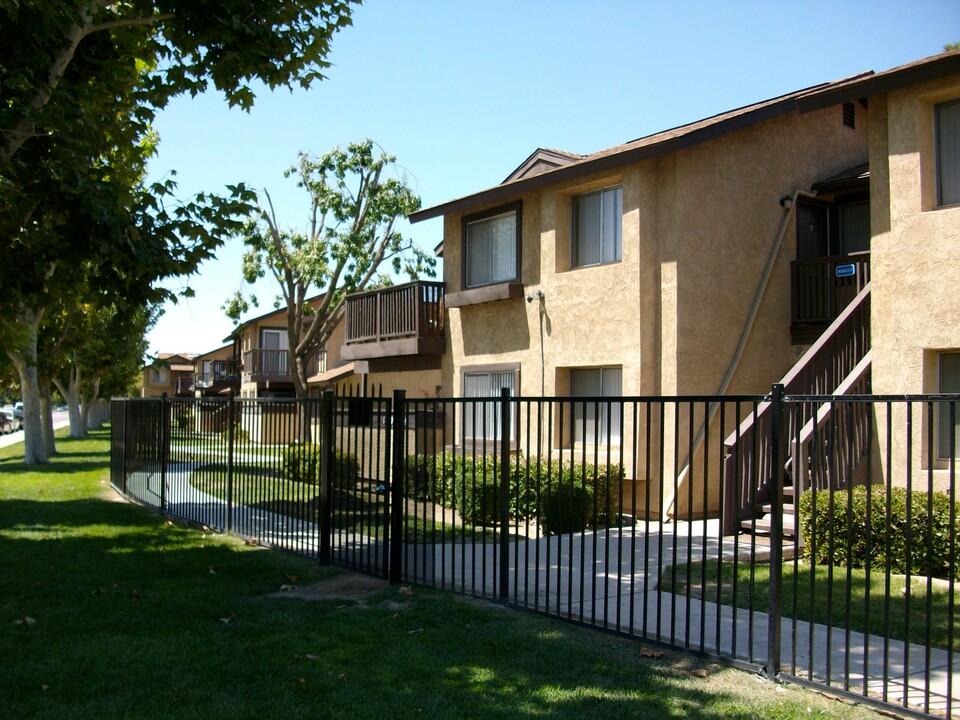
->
[461, 367, 517, 441]
[572, 186, 623, 267]
[570, 367, 622, 446]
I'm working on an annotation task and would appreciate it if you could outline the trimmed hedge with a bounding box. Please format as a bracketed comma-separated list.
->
[799, 484, 960, 580]
[282, 442, 360, 488]
[404, 453, 622, 532]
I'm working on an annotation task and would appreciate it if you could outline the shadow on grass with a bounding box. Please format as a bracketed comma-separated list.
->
[0, 507, 792, 720]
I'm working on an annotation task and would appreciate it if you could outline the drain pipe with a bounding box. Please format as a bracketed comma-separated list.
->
[663, 189, 816, 520]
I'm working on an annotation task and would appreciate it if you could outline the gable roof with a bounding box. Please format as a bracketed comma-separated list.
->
[502, 148, 583, 183]
[223, 293, 325, 342]
[409, 50, 960, 226]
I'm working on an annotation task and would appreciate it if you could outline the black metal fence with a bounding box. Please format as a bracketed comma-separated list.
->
[110, 387, 959, 719]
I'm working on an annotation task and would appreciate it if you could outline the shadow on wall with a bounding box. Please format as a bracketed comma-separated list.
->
[460, 301, 532, 356]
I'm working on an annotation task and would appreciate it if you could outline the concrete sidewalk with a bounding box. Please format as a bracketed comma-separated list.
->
[0, 416, 70, 449]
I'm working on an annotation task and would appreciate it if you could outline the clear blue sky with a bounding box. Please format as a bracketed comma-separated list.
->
[145, 0, 960, 356]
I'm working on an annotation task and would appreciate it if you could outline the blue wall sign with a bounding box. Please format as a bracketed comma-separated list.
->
[835, 264, 856, 278]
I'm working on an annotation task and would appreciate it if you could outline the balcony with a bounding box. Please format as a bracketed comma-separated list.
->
[242, 349, 325, 383]
[790, 252, 870, 344]
[174, 374, 195, 397]
[341, 280, 445, 361]
[194, 360, 242, 393]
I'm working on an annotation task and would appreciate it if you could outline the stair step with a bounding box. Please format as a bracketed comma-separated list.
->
[742, 512, 796, 537]
[761, 503, 795, 515]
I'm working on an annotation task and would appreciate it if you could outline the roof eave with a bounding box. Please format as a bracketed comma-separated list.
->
[409, 95, 802, 223]
[796, 52, 960, 113]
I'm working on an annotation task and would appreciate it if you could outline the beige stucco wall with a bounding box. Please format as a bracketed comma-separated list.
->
[869, 71, 960, 490]
[140, 368, 171, 398]
[441, 102, 868, 518]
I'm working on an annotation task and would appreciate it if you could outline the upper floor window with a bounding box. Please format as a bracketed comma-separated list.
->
[464, 204, 520, 289]
[572, 186, 622, 267]
[570, 366, 622, 445]
[152, 368, 169, 385]
[936, 99, 960, 207]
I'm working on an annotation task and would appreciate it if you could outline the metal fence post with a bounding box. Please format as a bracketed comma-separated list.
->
[499, 386, 511, 603]
[389, 389, 406, 584]
[319, 388, 335, 564]
[767, 383, 785, 681]
[226, 392, 236, 533]
[159, 394, 169, 512]
[120, 400, 128, 494]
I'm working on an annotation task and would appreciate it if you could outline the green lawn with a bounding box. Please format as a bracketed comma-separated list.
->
[661, 558, 959, 652]
[0, 428, 887, 719]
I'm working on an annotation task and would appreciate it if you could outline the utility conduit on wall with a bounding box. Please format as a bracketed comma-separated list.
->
[661, 189, 816, 520]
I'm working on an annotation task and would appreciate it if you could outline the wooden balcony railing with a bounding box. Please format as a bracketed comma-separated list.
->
[194, 360, 242, 390]
[242, 349, 324, 381]
[791, 252, 870, 342]
[342, 280, 445, 359]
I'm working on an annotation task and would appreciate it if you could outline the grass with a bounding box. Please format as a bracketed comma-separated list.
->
[0, 428, 888, 720]
[661, 559, 959, 651]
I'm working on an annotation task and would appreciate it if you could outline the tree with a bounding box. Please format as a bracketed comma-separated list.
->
[42, 287, 157, 438]
[0, 0, 356, 462]
[225, 140, 435, 398]
[0, 1, 357, 166]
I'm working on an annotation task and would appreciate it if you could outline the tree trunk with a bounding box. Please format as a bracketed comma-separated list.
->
[7, 306, 48, 463]
[292, 352, 311, 442]
[54, 366, 86, 438]
[39, 379, 55, 455]
[82, 376, 101, 430]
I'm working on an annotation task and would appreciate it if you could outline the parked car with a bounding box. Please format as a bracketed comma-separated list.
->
[13, 402, 23, 420]
[0, 411, 16, 434]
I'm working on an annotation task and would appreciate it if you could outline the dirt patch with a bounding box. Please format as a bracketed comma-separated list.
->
[268, 571, 391, 602]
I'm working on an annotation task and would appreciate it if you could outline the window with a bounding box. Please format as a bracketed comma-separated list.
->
[152, 368, 168, 385]
[838, 201, 870, 254]
[938, 353, 960, 460]
[570, 367, 622, 445]
[464, 206, 519, 288]
[260, 328, 289, 375]
[572, 186, 622, 267]
[937, 100, 960, 207]
[462, 369, 516, 440]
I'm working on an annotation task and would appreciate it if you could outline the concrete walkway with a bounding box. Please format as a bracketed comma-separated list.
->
[125, 462, 958, 719]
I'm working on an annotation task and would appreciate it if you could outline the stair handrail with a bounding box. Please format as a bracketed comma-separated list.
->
[722, 282, 871, 534]
[790, 350, 872, 498]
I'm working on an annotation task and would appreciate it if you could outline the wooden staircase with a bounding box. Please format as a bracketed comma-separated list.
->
[723, 283, 872, 539]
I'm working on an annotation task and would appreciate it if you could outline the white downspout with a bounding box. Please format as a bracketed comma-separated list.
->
[662, 188, 817, 520]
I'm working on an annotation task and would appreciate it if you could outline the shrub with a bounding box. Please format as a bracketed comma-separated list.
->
[283, 441, 319, 484]
[540, 477, 594, 535]
[403, 452, 622, 532]
[799, 484, 960, 580]
[173, 409, 194, 431]
[283, 442, 360, 488]
[220, 423, 249, 443]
